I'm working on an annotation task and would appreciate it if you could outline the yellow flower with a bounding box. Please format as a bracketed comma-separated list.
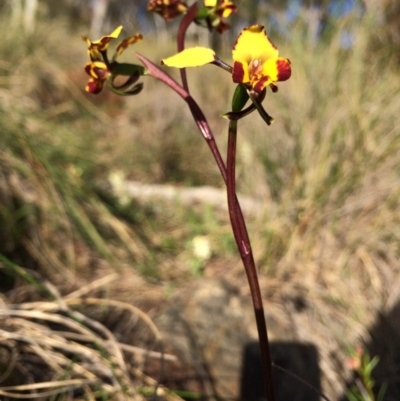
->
[162, 24, 291, 93]
[204, 0, 236, 18]
[232, 25, 291, 93]
[147, 0, 188, 21]
[198, 0, 237, 33]
[82, 26, 143, 94]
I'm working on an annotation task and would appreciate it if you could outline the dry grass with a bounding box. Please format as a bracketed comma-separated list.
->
[0, 272, 180, 400]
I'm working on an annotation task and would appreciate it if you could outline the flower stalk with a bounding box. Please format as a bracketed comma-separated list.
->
[177, 2, 199, 91]
[227, 123, 276, 401]
[137, 50, 277, 401]
[83, 8, 294, 401]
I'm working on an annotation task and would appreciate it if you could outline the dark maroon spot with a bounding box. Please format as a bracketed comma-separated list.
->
[232, 61, 245, 83]
[93, 67, 108, 79]
[269, 83, 279, 93]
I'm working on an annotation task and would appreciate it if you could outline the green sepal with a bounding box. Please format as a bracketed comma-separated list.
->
[108, 82, 144, 96]
[111, 62, 146, 76]
[247, 88, 274, 126]
[109, 70, 140, 90]
[196, 7, 211, 19]
[231, 84, 249, 112]
[253, 101, 274, 126]
[222, 84, 252, 120]
[222, 104, 256, 121]
[123, 83, 144, 96]
[107, 72, 143, 96]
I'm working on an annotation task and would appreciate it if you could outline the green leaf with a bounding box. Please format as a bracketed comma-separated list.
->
[0, 254, 48, 294]
[377, 382, 388, 401]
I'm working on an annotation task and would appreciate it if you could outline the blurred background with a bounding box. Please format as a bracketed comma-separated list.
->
[0, 0, 400, 400]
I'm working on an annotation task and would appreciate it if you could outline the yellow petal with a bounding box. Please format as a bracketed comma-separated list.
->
[220, 7, 233, 18]
[204, 0, 217, 6]
[84, 25, 124, 53]
[262, 57, 291, 82]
[161, 47, 215, 68]
[262, 58, 280, 81]
[232, 25, 279, 63]
[115, 33, 143, 58]
[217, 1, 236, 18]
[109, 25, 123, 38]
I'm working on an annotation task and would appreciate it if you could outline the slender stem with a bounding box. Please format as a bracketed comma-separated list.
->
[211, 57, 233, 73]
[177, 2, 198, 92]
[227, 121, 276, 401]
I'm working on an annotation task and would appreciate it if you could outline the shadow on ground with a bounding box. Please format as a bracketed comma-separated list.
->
[240, 341, 321, 401]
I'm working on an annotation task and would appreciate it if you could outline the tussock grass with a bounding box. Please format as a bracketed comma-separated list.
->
[0, 269, 179, 401]
[0, 15, 153, 288]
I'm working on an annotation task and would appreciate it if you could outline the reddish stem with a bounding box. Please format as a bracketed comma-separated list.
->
[227, 121, 276, 401]
[177, 2, 198, 91]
